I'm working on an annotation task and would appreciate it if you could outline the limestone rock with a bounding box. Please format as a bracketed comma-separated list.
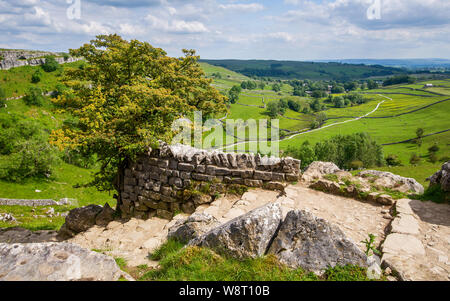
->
[0, 227, 59, 244]
[427, 161, 450, 192]
[0, 242, 132, 281]
[268, 210, 367, 273]
[168, 212, 221, 243]
[190, 202, 282, 259]
[358, 170, 424, 194]
[302, 161, 341, 182]
[95, 203, 116, 227]
[58, 205, 103, 238]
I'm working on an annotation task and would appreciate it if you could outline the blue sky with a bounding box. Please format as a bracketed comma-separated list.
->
[1, 0, 449, 60]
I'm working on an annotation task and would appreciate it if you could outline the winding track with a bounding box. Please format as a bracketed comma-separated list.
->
[218, 94, 390, 151]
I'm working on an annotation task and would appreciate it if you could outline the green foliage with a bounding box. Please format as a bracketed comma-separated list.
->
[367, 80, 379, 90]
[0, 139, 59, 182]
[361, 234, 381, 256]
[41, 56, 60, 72]
[272, 83, 281, 92]
[0, 85, 5, 107]
[418, 184, 448, 204]
[287, 133, 384, 170]
[287, 99, 301, 112]
[50, 34, 227, 191]
[23, 87, 44, 106]
[149, 238, 185, 261]
[385, 154, 403, 166]
[228, 85, 241, 104]
[409, 153, 421, 165]
[266, 99, 288, 118]
[324, 265, 373, 281]
[383, 74, 416, 86]
[31, 69, 42, 83]
[202, 59, 401, 81]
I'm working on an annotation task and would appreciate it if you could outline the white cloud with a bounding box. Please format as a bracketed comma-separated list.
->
[146, 14, 208, 33]
[218, 3, 264, 12]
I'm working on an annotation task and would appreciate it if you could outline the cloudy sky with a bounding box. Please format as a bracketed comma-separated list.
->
[1, 0, 449, 60]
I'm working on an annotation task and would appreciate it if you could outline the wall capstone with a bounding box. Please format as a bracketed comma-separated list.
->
[117, 143, 301, 220]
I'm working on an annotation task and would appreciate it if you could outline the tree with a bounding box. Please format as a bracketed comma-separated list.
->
[228, 85, 241, 104]
[333, 96, 345, 108]
[272, 83, 281, 92]
[331, 85, 345, 94]
[367, 80, 379, 90]
[23, 87, 44, 106]
[0, 86, 5, 108]
[42, 56, 60, 72]
[31, 69, 42, 83]
[50, 35, 227, 191]
[287, 99, 301, 112]
[410, 153, 421, 165]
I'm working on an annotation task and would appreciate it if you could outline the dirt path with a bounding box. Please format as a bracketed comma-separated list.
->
[220, 95, 389, 151]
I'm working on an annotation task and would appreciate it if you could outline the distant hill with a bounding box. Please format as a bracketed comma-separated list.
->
[316, 59, 450, 70]
[200, 59, 403, 81]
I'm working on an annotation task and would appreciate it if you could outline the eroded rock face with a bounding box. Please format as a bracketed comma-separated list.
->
[0, 242, 132, 281]
[302, 161, 341, 182]
[427, 161, 450, 193]
[168, 212, 220, 243]
[268, 210, 367, 273]
[189, 202, 282, 259]
[358, 170, 424, 194]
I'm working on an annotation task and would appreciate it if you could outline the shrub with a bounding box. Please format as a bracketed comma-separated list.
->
[349, 160, 364, 170]
[23, 87, 44, 106]
[428, 144, 440, 153]
[31, 70, 42, 83]
[385, 154, 402, 166]
[409, 153, 421, 165]
[41, 55, 60, 72]
[61, 148, 96, 169]
[0, 139, 59, 182]
[286, 133, 384, 170]
[429, 152, 438, 163]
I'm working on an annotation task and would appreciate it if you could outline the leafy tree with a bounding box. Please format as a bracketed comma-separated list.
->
[228, 85, 241, 104]
[385, 154, 402, 166]
[50, 34, 227, 191]
[333, 96, 345, 108]
[344, 81, 359, 91]
[367, 80, 379, 90]
[42, 55, 60, 72]
[331, 85, 345, 94]
[31, 69, 42, 83]
[23, 87, 44, 106]
[287, 99, 301, 112]
[428, 144, 440, 154]
[272, 83, 281, 92]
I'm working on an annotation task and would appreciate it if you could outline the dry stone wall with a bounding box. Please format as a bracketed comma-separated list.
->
[0, 49, 81, 70]
[118, 143, 301, 220]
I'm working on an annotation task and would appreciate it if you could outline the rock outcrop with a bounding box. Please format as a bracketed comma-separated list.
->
[358, 170, 424, 194]
[268, 210, 368, 273]
[0, 242, 132, 281]
[427, 161, 450, 194]
[0, 49, 81, 70]
[189, 202, 282, 258]
[58, 204, 116, 239]
[168, 212, 220, 243]
[302, 161, 341, 182]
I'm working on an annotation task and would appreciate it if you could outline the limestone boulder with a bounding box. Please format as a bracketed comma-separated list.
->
[302, 161, 341, 182]
[189, 202, 282, 259]
[168, 212, 221, 243]
[358, 170, 424, 194]
[0, 242, 133, 281]
[268, 210, 367, 273]
[427, 161, 450, 192]
[58, 205, 103, 239]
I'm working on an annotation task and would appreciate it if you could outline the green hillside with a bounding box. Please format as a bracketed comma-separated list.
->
[201, 59, 404, 81]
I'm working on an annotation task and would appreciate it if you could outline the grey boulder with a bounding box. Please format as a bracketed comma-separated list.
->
[268, 210, 367, 273]
[427, 161, 450, 192]
[168, 212, 220, 243]
[0, 242, 132, 281]
[190, 202, 282, 259]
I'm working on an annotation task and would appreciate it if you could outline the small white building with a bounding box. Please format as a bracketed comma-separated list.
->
[424, 83, 434, 88]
